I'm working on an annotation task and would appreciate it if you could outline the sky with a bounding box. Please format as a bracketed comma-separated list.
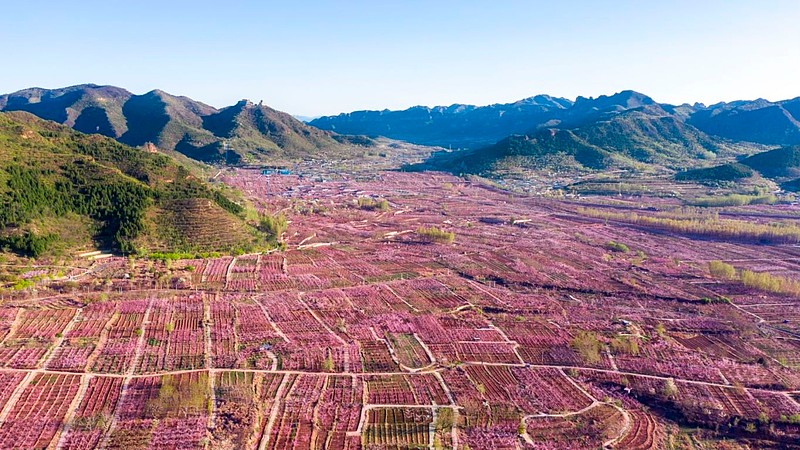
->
[3, 1, 799, 116]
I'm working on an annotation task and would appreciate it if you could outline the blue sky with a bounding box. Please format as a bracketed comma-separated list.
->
[3, 1, 799, 116]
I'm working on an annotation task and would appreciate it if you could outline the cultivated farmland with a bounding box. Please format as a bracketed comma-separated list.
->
[0, 169, 799, 448]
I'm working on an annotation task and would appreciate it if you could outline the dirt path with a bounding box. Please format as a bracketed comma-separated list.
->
[203, 293, 216, 430]
[254, 296, 290, 343]
[98, 297, 154, 448]
[223, 257, 237, 290]
[604, 402, 632, 449]
[258, 373, 290, 450]
[0, 309, 23, 346]
[0, 357, 794, 394]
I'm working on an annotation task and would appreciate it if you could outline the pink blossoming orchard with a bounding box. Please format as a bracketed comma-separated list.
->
[0, 169, 799, 448]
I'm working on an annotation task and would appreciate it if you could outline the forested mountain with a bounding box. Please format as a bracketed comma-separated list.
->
[741, 145, 800, 178]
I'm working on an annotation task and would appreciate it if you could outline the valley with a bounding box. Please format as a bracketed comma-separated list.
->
[4, 2, 799, 448]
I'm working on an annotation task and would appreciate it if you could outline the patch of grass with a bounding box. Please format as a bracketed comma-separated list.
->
[571, 330, 601, 364]
[259, 212, 288, 242]
[145, 373, 209, 418]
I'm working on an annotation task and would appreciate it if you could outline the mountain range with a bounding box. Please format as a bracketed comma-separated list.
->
[0, 84, 362, 164]
[4, 84, 800, 183]
[311, 91, 800, 150]
[310, 91, 800, 179]
[389, 92, 758, 176]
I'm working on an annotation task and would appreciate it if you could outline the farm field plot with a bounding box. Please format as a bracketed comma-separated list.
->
[312, 375, 363, 450]
[59, 376, 124, 449]
[105, 372, 211, 449]
[210, 371, 283, 449]
[0, 373, 82, 449]
[135, 295, 206, 373]
[0, 308, 75, 369]
[362, 407, 433, 449]
[47, 302, 117, 372]
[1, 169, 800, 448]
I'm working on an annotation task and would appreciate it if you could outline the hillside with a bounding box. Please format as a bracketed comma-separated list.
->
[667, 145, 800, 189]
[740, 145, 800, 178]
[0, 111, 267, 257]
[0, 84, 355, 164]
[416, 129, 612, 176]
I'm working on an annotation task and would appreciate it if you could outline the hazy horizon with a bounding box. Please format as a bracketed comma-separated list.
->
[4, 0, 799, 116]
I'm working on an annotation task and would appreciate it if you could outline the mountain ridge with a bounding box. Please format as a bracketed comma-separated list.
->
[0, 84, 357, 164]
[310, 94, 575, 149]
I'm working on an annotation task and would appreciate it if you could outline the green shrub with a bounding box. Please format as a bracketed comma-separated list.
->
[211, 190, 244, 215]
[700, 296, 731, 304]
[662, 378, 678, 398]
[357, 197, 389, 211]
[416, 226, 455, 244]
[609, 335, 639, 355]
[605, 241, 629, 253]
[708, 260, 736, 280]
[321, 352, 334, 372]
[0, 232, 58, 258]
